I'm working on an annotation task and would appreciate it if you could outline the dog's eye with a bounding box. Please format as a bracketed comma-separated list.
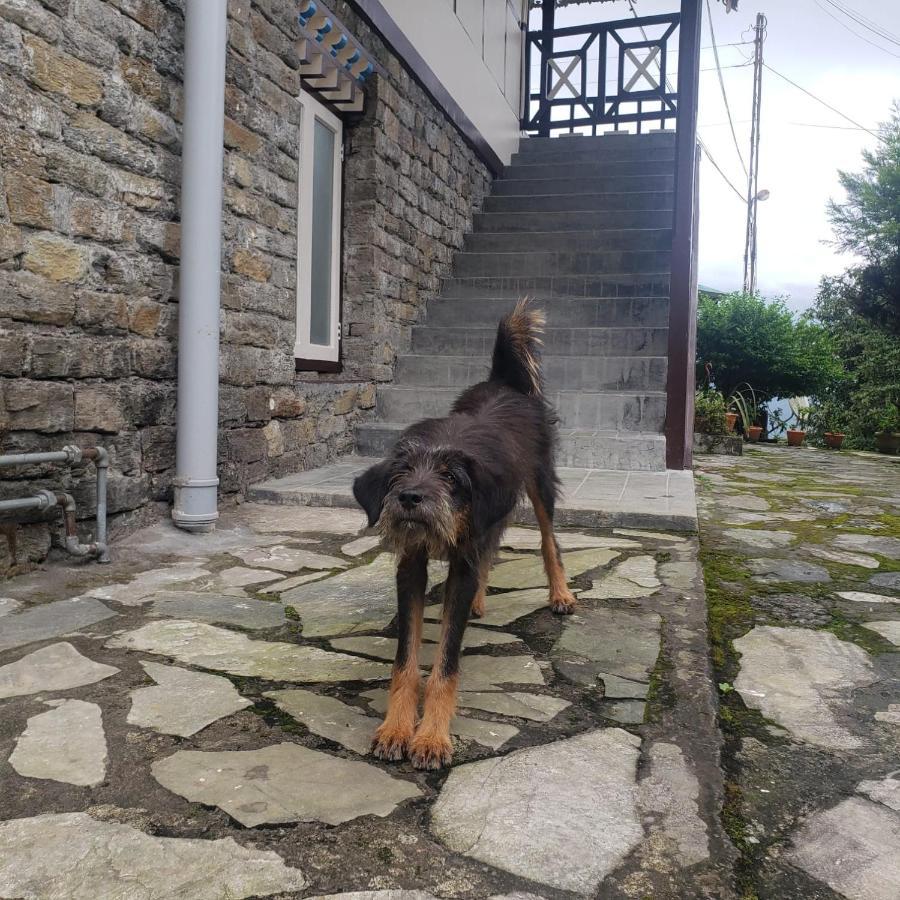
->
[442, 471, 456, 485]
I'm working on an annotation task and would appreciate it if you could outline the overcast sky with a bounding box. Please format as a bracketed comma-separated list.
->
[543, 0, 900, 311]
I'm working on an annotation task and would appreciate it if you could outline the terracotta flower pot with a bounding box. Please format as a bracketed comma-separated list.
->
[746, 425, 763, 442]
[824, 432, 845, 450]
[725, 412, 738, 433]
[786, 429, 806, 447]
[875, 431, 900, 455]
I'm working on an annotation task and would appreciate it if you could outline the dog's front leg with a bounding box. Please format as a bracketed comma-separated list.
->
[409, 555, 477, 769]
[372, 546, 428, 760]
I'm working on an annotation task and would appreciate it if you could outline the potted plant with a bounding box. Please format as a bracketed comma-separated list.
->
[808, 401, 847, 450]
[729, 385, 764, 442]
[785, 397, 811, 447]
[694, 389, 728, 436]
[725, 410, 739, 433]
[875, 403, 900, 455]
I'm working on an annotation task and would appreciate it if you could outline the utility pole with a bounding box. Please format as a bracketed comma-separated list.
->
[743, 12, 766, 294]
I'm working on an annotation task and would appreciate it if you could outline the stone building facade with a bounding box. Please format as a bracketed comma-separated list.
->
[0, 0, 492, 565]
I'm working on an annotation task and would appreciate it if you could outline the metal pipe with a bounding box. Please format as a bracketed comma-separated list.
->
[82, 447, 109, 562]
[0, 491, 56, 515]
[0, 446, 81, 468]
[0, 446, 109, 562]
[54, 492, 102, 558]
[172, 0, 227, 534]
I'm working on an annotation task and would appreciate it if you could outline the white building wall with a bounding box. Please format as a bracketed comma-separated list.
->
[379, 0, 526, 163]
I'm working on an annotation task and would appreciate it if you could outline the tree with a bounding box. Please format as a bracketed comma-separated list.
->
[810, 105, 900, 447]
[826, 102, 900, 333]
[810, 275, 900, 447]
[695, 291, 840, 402]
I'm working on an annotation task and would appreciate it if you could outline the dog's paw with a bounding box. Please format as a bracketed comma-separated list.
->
[372, 723, 413, 761]
[409, 730, 453, 770]
[549, 588, 576, 615]
[470, 593, 485, 619]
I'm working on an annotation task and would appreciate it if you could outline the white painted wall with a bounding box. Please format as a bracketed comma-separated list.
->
[379, 0, 526, 164]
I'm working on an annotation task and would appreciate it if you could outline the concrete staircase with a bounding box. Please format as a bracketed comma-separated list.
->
[356, 131, 675, 471]
[248, 131, 697, 530]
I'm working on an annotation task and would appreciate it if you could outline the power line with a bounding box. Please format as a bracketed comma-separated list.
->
[762, 62, 882, 139]
[788, 120, 876, 131]
[705, 0, 748, 177]
[624, 1, 747, 204]
[820, 0, 900, 47]
[698, 136, 747, 203]
[813, 0, 900, 59]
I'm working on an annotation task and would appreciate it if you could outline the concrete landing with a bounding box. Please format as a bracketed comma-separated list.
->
[248, 455, 698, 531]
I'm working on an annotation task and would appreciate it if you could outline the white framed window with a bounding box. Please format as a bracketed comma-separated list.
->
[295, 90, 343, 368]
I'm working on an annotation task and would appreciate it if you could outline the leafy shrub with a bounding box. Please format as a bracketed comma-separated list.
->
[696, 292, 841, 401]
[694, 390, 728, 435]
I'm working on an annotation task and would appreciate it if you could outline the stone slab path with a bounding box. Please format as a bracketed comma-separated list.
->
[0, 497, 728, 898]
[695, 445, 900, 898]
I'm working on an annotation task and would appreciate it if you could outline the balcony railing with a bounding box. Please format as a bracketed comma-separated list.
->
[522, 12, 681, 136]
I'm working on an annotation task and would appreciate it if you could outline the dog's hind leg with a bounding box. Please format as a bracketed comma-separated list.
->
[373, 546, 428, 761]
[410, 555, 477, 769]
[470, 540, 497, 618]
[527, 475, 576, 615]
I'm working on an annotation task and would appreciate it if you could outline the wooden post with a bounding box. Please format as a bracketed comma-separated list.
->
[665, 0, 701, 470]
[537, 0, 556, 137]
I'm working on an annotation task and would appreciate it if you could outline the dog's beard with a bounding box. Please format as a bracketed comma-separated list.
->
[377, 492, 460, 560]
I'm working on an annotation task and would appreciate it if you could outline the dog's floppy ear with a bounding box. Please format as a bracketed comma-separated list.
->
[353, 459, 392, 527]
[464, 454, 518, 534]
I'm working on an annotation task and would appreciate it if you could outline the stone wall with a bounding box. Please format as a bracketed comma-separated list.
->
[0, 0, 491, 566]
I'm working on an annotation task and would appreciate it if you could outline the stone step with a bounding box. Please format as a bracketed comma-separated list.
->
[473, 209, 672, 233]
[518, 132, 677, 155]
[503, 159, 675, 180]
[492, 174, 674, 196]
[411, 324, 668, 357]
[509, 145, 677, 166]
[355, 423, 667, 470]
[393, 354, 667, 392]
[483, 191, 674, 214]
[439, 274, 670, 299]
[426, 297, 669, 328]
[463, 228, 673, 254]
[247, 455, 697, 530]
[375, 386, 667, 431]
[452, 249, 671, 278]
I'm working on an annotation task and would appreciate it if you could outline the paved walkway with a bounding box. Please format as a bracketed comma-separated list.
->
[0, 501, 724, 898]
[1, 444, 896, 898]
[695, 445, 900, 899]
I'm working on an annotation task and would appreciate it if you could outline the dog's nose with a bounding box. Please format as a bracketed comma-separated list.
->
[398, 489, 424, 509]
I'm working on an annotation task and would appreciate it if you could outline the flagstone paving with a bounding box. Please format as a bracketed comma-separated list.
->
[433, 729, 644, 895]
[106, 620, 392, 682]
[486, 548, 619, 590]
[128, 662, 252, 737]
[0, 596, 117, 652]
[0, 494, 725, 898]
[147, 589, 288, 629]
[0, 812, 308, 899]
[152, 743, 422, 827]
[695, 444, 900, 899]
[25, 447, 900, 896]
[9, 699, 107, 786]
[0, 642, 118, 699]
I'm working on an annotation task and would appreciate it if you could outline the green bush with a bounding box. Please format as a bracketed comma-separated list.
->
[694, 389, 728, 435]
[810, 104, 900, 449]
[696, 292, 841, 402]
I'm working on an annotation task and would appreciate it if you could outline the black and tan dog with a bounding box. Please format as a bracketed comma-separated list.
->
[352, 300, 574, 769]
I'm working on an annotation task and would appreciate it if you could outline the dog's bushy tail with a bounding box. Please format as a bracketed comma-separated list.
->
[489, 298, 546, 397]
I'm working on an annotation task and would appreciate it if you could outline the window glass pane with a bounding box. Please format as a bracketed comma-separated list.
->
[309, 117, 335, 346]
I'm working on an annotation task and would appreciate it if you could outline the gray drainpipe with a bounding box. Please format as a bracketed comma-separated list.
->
[172, 0, 228, 534]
